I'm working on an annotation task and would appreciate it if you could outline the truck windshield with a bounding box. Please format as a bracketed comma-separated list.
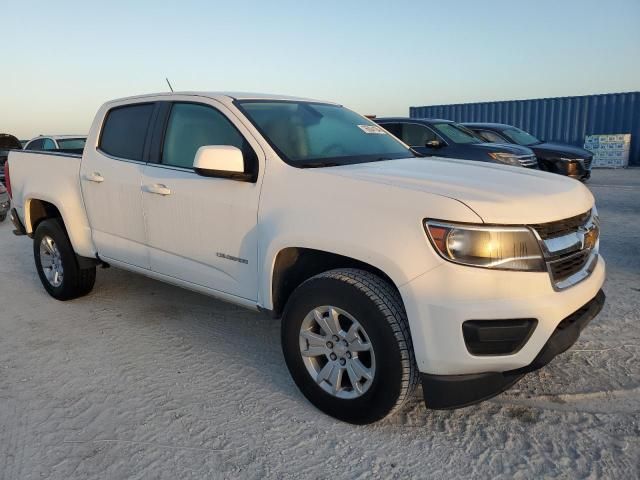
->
[56, 138, 87, 150]
[502, 128, 541, 146]
[236, 101, 415, 167]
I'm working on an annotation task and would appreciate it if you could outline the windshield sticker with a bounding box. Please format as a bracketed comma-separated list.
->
[357, 124, 387, 135]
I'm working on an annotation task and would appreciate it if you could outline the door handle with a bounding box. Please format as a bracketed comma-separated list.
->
[84, 172, 104, 183]
[143, 184, 172, 196]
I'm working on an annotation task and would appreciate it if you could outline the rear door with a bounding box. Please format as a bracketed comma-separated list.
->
[141, 98, 263, 300]
[80, 102, 156, 268]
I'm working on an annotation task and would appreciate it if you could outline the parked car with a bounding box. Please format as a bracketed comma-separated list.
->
[375, 118, 538, 168]
[6, 92, 605, 424]
[24, 135, 87, 154]
[0, 182, 9, 221]
[463, 123, 593, 180]
[0, 133, 22, 182]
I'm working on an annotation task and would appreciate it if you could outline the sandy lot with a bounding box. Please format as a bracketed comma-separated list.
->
[1, 169, 639, 479]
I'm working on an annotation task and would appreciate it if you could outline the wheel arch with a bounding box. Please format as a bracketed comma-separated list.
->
[24, 196, 97, 259]
[268, 247, 402, 317]
[25, 197, 63, 234]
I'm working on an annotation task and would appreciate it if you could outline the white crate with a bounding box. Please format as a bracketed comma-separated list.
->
[584, 133, 631, 168]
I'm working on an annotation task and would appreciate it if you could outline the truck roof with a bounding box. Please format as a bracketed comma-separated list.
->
[105, 91, 340, 106]
[31, 135, 87, 140]
[461, 122, 513, 130]
[375, 117, 456, 124]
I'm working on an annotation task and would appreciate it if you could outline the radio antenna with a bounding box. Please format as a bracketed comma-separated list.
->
[165, 77, 174, 92]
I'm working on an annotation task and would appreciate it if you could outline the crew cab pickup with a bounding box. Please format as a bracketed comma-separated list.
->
[5, 92, 605, 424]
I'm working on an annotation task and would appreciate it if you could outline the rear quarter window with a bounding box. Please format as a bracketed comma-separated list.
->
[99, 103, 154, 161]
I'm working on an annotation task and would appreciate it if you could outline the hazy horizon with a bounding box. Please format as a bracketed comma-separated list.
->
[2, 0, 639, 139]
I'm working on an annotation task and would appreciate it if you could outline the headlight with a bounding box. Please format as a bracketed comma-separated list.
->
[424, 220, 545, 271]
[488, 152, 521, 166]
[558, 157, 583, 163]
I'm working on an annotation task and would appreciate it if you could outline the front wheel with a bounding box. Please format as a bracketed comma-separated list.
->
[33, 219, 96, 300]
[281, 269, 419, 424]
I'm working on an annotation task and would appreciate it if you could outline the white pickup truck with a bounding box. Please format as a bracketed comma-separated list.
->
[5, 92, 605, 424]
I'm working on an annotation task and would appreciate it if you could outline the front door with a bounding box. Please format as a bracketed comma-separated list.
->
[141, 99, 262, 301]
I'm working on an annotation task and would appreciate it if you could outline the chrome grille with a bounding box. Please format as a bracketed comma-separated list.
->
[530, 210, 592, 239]
[548, 250, 591, 283]
[530, 209, 599, 290]
[584, 156, 593, 170]
[517, 154, 539, 168]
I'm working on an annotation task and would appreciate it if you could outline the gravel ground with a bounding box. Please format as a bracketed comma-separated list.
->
[1, 169, 638, 479]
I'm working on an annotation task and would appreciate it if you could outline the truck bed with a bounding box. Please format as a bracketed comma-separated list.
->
[8, 150, 96, 258]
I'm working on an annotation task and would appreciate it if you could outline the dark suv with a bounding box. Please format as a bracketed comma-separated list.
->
[0, 133, 22, 182]
[463, 123, 593, 180]
[375, 118, 538, 169]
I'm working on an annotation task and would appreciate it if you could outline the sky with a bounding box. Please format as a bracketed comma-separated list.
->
[1, 0, 639, 139]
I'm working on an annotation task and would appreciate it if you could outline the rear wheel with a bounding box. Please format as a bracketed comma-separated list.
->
[281, 269, 419, 424]
[33, 219, 96, 300]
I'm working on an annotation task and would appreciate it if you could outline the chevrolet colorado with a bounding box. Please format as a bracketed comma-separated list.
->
[5, 92, 605, 424]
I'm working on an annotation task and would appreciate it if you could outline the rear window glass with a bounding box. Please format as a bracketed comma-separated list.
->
[26, 138, 44, 151]
[57, 138, 86, 150]
[100, 104, 154, 161]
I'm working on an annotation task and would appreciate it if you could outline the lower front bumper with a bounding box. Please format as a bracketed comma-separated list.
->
[542, 158, 590, 180]
[421, 289, 605, 409]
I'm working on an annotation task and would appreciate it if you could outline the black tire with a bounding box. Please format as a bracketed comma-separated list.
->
[33, 218, 96, 300]
[281, 268, 419, 424]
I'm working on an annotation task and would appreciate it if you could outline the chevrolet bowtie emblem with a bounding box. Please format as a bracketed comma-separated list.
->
[578, 224, 599, 250]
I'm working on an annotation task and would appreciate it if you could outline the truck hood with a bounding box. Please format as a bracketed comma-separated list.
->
[532, 142, 594, 159]
[469, 142, 534, 156]
[323, 157, 594, 224]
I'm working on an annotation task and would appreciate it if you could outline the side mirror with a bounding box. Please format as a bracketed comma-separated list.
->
[425, 139, 444, 149]
[194, 145, 250, 181]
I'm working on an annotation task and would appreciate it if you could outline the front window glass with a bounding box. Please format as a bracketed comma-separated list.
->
[502, 128, 541, 146]
[57, 138, 86, 150]
[432, 123, 481, 144]
[162, 103, 251, 169]
[478, 130, 507, 143]
[401, 123, 437, 146]
[238, 101, 414, 167]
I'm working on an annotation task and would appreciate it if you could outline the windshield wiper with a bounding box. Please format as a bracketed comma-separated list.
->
[299, 161, 341, 168]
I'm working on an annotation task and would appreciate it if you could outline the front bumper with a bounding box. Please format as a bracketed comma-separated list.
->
[542, 158, 590, 180]
[420, 290, 605, 409]
[400, 254, 605, 375]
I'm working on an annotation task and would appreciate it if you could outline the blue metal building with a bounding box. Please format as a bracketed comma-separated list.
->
[410, 92, 640, 166]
